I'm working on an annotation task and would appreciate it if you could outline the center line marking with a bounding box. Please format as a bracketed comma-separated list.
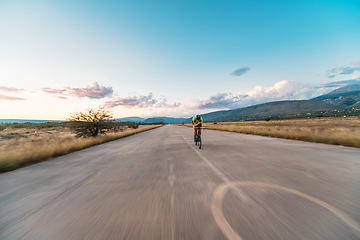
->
[179, 132, 248, 200]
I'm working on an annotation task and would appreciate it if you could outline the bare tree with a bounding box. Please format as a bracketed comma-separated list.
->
[68, 107, 113, 137]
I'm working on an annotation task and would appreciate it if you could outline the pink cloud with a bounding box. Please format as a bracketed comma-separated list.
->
[42, 88, 67, 95]
[104, 93, 181, 109]
[42, 82, 113, 99]
[54, 96, 68, 100]
[0, 87, 24, 92]
[105, 94, 157, 108]
[0, 94, 26, 101]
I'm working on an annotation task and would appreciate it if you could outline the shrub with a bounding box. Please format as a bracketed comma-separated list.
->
[68, 107, 114, 137]
[127, 122, 139, 129]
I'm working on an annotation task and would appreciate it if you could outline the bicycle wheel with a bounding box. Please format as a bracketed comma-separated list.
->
[198, 136, 202, 149]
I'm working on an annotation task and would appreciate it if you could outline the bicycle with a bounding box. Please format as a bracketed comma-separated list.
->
[194, 127, 204, 149]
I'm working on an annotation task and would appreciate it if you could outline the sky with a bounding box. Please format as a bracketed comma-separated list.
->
[1, 0, 360, 120]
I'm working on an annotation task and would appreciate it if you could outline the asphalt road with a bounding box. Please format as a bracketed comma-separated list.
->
[1, 125, 360, 240]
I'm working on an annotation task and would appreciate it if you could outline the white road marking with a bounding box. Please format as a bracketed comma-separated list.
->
[179, 134, 230, 182]
[178, 131, 253, 200]
[168, 176, 176, 187]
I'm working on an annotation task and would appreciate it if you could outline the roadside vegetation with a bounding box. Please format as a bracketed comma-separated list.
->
[0, 108, 161, 173]
[185, 117, 360, 148]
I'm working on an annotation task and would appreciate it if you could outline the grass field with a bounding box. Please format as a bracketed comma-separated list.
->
[0, 125, 160, 173]
[187, 117, 360, 148]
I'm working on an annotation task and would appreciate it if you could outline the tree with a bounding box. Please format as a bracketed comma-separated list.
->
[68, 107, 113, 137]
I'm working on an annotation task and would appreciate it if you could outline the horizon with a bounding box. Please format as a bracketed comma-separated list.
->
[1, 0, 360, 120]
[1, 83, 356, 122]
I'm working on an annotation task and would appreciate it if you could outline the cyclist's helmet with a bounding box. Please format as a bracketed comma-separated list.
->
[196, 115, 201, 119]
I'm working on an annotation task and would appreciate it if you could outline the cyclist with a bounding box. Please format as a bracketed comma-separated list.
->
[192, 115, 203, 141]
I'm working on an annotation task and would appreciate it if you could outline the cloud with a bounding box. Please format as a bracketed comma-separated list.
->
[0, 87, 26, 101]
[323, 78, 360, 88]
[195, 80, 331, 110]
[326, 68, 337, 73]
[42, 88, 67, 95]
[196, 93, 247, 109]
[104, 94, 157, 108]
[0, 94, 26, 101]
[326, 61, 360, 78]
[54, 96, 68, 100]
[65, 82, 113, 99]
[43, 82, 113, 99]
[245, 80, 316, 100]
[0, 86, 24, 92]
[104, 93, 181, 109]
[339, 67, 360, 75]
[231, 67, 250, 77]
[352, 59, 360, 65]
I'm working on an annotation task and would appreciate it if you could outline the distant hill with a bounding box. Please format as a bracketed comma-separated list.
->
[0, 119, 64, 124]
[9, 85, 353, 125]
[117, 116, 188, 123]
[312, 85, 360, 100]
[117, 117, 146, 122]
[201, 90, 360, 122]
[4, 85, 360, 125]
[116, 85, 360, 123]
[143, 117, 189, 124]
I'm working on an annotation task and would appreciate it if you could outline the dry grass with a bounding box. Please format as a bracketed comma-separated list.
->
[0, 125, 160, 172]
[186, 117, 360, 148]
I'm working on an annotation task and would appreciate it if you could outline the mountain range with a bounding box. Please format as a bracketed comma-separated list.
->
[311, 84, 360, 100]
[1, 85, 359, 124]
[117, 117, 189, 124]
[118, 85, 360, 123]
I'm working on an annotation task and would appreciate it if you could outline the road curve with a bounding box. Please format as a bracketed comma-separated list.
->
[1, 125, 359, 240]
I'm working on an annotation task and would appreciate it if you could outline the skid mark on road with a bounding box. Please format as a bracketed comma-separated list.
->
[176, 128, 360, 240]
[211, 181, 360, 240]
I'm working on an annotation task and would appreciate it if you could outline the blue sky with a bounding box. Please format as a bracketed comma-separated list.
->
[1, 0, 360, 120]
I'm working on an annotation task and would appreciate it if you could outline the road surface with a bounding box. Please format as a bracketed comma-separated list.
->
[1, 125, 360, 240]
